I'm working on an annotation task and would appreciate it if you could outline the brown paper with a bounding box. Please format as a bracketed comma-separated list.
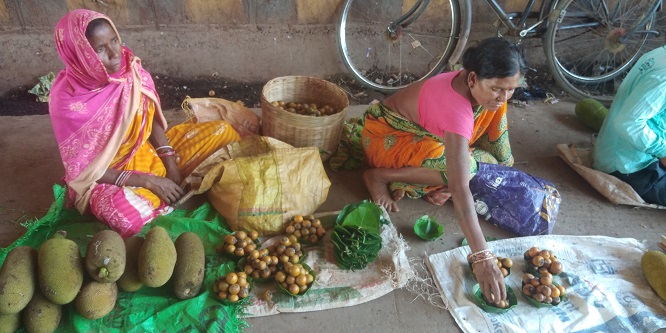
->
[556, 143, 665, 209]
[181, 96, 261, 138]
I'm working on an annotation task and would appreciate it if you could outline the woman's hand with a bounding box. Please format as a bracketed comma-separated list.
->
[148, 120, 182, 186]
[143, 174, 184, 205]
[443, 132, 506, 303]
[473, 258, 507, 304]
[163, 156, 182, 186]
[660, 156, 666, 168]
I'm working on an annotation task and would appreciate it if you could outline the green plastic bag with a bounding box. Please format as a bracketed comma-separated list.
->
[0, 185, 248, 333]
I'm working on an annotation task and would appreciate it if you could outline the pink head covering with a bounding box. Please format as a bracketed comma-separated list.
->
[49, 9, 166, 213]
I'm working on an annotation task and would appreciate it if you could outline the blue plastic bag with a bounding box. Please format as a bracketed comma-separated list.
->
[469, 163, 561, 236]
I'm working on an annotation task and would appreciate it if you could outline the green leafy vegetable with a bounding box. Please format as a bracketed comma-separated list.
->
[28, 72, 55, 103]
[332, 200, 386, 270]
[331, 225, 382, 270]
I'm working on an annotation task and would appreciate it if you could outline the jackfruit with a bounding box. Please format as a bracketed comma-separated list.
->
[0, 246, 37, 314]
[37, 231, 84, 305]
[74, 281, 117, 320]
[138, 226, 176, 287]
[0, 312, 20, 333]
[85, 229, 126, 283]
[117, 236, 144, 292]
[173, 232, 205, 299]
[575, 98, 608, 131]
[22, 289, 62, 333]
[642, 250, 666, 301]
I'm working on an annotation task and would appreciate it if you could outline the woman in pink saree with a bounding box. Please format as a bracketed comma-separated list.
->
[50, 9, 240, 237]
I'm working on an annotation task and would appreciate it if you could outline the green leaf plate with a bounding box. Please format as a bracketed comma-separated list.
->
[522, 282, 564, 308]
[276, 262, 317, 297]
[472, 284, 517, 313]
[336, 200, 386, 234]
[217, 277, 255, 306]
[413, 215, 444, 241]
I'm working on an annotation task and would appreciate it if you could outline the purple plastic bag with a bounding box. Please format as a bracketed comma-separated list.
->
[469, 163, 561, 236]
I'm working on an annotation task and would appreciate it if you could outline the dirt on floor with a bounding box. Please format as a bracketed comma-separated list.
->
[0, 66, 563, 116]
[0, 73, 389, 116]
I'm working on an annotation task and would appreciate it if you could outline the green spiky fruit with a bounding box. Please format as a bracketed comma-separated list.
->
[138, 226, 177, 287]
[0, 246, 37, 314]
[85, 229, 126, 283]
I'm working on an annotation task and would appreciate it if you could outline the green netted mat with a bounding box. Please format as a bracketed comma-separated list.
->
[0, 185, 248, 333]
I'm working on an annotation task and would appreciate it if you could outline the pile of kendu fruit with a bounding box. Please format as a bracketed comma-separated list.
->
[0, 226, 204, 333]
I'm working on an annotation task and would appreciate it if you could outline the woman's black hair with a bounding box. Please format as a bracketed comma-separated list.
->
[85, 18, 111, 40]
[461, 37, 526, 79]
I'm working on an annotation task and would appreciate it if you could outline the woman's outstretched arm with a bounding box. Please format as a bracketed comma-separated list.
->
[444, 131, 506, 304]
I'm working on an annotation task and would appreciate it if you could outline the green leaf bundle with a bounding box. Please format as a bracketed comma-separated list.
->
[332, 200, 387, 270]
[332, 225, 382, 270]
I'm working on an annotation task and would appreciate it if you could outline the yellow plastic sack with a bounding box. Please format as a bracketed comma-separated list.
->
[181, 96, 261, 138]
[189, 136, 331, 236]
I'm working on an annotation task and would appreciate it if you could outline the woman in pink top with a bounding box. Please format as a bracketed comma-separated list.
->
[331, 37, 525, 304]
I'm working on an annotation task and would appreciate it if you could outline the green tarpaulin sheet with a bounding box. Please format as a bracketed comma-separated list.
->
[0, 185, 249, 333]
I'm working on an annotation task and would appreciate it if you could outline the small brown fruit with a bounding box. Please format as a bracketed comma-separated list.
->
[549, 261, 564, 274]
[532, 255, 545, 267]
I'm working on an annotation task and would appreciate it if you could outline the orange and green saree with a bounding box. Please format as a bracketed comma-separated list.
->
[330, 102, 513, 200]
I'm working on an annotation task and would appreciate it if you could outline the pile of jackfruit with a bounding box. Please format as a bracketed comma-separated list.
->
[0, 226, 205, 333]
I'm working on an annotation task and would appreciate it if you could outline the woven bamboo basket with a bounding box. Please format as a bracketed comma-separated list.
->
[261, 76, 349, 161]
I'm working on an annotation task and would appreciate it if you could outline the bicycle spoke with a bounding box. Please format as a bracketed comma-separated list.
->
[600, 0, 610, 23]
[408, 34, 435, 58]
[337, 0, 460, 92]
[544, 0, 663, 104]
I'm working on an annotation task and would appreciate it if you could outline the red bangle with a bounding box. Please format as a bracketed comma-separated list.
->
[157, 150, 180, 164]
[158, 150, 176, 158]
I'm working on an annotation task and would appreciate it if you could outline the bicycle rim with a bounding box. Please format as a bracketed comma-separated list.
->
[337, 0, 461, 93]
[544, 0, 664, 105]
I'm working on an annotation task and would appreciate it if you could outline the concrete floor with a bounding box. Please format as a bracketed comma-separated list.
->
[1, 98, 665, 332]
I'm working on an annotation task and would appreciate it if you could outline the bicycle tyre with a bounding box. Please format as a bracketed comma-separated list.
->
[544, 0, 663, 106]
[337, 0, 462, 93]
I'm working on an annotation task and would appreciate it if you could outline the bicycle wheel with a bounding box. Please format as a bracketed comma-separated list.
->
[337, 0, 461, 93]
[544, 0, 664, 106]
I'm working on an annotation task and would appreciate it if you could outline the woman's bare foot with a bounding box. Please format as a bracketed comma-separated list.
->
[423, 187, 451, 206]
[393, 189, 405, 202]
[363, 169, 400, 212]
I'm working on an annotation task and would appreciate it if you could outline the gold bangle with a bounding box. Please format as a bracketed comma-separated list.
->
[471, 256, 496, 266]
[467, 249, 494, 264]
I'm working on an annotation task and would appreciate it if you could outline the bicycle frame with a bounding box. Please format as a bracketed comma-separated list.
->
[389, 0, 430, 38]
[337, 0, 664, 100]
[449, 0, 661, 67]
[447, 0, 562, 67]
[395, 0, 555, 35]
[485, 0, 556, 37]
